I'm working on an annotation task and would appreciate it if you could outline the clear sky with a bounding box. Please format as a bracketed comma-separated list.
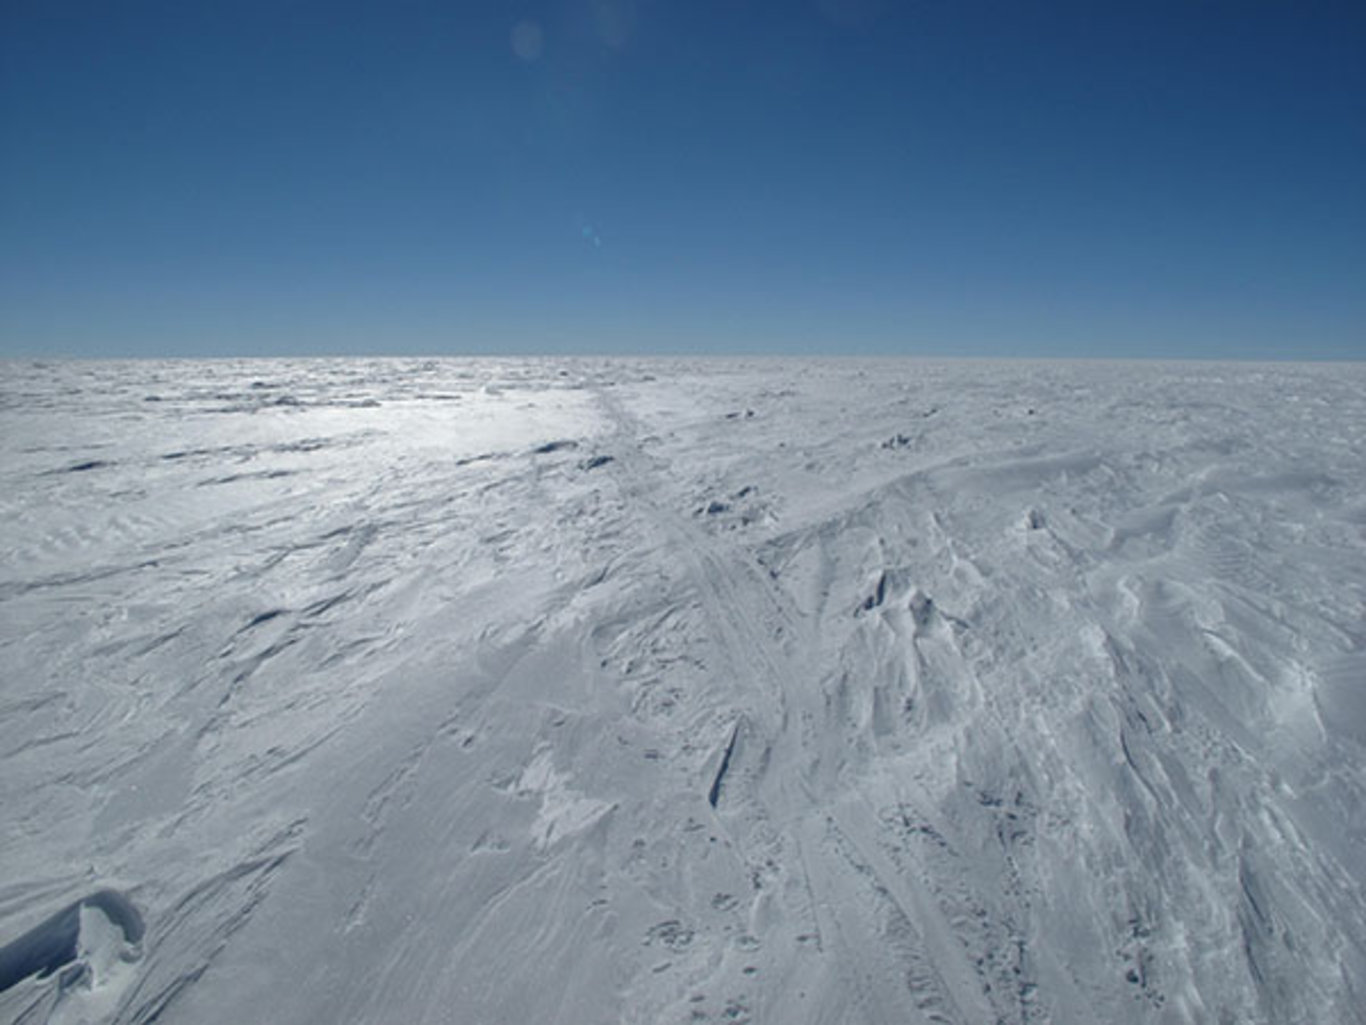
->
[2, 1, 1363, 358]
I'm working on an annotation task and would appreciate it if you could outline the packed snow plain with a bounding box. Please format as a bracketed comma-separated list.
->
[2, 357, 1365, 1025]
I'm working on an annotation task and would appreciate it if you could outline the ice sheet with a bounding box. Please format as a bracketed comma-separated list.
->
[2, 357, 1364, 1024]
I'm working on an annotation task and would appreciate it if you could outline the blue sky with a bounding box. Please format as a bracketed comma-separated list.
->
[2, 1, 1363, 358]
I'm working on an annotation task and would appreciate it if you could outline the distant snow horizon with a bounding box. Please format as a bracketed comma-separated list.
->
[5, 351, 1365, 365]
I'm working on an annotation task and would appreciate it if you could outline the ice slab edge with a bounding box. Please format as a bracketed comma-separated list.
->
[0, 889, 144, 992]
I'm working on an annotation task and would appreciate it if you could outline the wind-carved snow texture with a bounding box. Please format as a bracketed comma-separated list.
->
[2, 357, 1365, 1024]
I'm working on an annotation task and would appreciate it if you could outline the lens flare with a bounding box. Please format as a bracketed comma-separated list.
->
[511, 20, 544, 62]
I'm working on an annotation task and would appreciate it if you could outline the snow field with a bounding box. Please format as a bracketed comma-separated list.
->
[1, 357, 1364, 1024]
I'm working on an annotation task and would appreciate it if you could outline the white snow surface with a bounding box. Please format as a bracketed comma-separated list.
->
[2, 357, 1365, 1024]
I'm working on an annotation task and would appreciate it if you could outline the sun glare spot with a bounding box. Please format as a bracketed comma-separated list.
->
[592, 0, 636, 50]
[511, 20, 544, 62]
